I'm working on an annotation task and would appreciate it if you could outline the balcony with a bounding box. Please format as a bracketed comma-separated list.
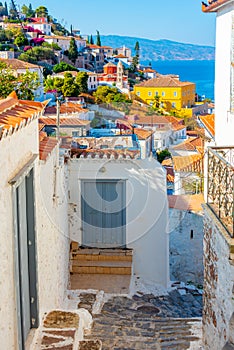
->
[207, 146, 234, 237]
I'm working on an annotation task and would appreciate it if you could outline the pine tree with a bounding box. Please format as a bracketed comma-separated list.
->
[96, 30, 101, 46]
[90, 34, 94, 45]
[68, 37, 78, 64]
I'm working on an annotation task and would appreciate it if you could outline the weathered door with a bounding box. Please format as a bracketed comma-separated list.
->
[81, 180, 126, 248]
[13, 168, 38, 349]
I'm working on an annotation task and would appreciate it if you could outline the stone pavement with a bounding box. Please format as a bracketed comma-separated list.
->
[75, 287, 203, 350]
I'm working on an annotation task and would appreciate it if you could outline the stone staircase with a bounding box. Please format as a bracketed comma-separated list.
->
[82, 295, 202, 350]
[70, 246, 133, 275]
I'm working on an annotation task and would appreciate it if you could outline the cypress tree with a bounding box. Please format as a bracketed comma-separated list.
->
[90, 34, 94, 45]
[68, 37, 78, 64]
[4, 1, 8, 16]
[96, 30, 101, 46]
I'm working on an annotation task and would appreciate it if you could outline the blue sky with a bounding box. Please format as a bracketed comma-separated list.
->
[15, 0, 216, 46]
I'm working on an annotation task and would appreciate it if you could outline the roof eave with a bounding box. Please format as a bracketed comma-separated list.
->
[202, 0, 233, 12]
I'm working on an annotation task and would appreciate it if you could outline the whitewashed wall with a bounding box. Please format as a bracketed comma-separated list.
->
[68, 157, 169, 287]
[0, 120, 38, 350]
[215, 3, 234, 145]
[0, 119, 69, 349]
[36, 147, 70, 318]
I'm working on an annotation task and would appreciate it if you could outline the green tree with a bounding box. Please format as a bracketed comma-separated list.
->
[62, 72, 79, 97]
[93, 86, 131, 104]
[68, 37, 78, 64]
[44, 76, 55, 92]
[135, 41, 140, 57]
[90, 34, 94, 45]
[130, 56, 139, 73]
[19, 46, 57, 64]
[16, 70, 40, 100]
[75, 71, 88, 93]
[14, 32, 28, 47]
[53, 61, 78, 73]
[21, 4, 29, 15]
[0, 62, 17, 98]
[35, 6, 48, 17]
[96, 30, 101, 46]
[156, 149, 171, 163]
[53, 77, 64, 94]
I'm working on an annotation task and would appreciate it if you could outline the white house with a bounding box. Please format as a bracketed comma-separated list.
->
[68, 143, 169, 287]
[30, 17, 52, 35]
[0, 58, 44, 98]
[43, 35, 86, 52]
[0, 92, 70, 349]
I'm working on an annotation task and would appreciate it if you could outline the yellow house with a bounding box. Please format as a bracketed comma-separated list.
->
[134, 76, 196, 112]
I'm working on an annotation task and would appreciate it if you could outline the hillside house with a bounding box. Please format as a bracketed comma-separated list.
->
[134, 76, 196, 111]
[0, 58, 44, 98]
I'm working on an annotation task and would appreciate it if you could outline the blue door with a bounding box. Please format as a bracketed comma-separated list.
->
[81, 180, 126, 248]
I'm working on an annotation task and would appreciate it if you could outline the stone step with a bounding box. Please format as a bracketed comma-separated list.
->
[72, 253, 132, 262]
[72, 260, 132, 275]
[78, 339, 102, 350]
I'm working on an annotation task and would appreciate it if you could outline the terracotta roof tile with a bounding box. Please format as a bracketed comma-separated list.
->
[39, 117, 90, 126]
[173, 137, 204, 152]
[39, 136, 58, 161]
[71, 148, 140, 159]
[173, 154, 203, 172]
[199, 114, 215, 137]
[168, 194, 204, 212]
[135, 76, 194, 88]
[0, 94, 46, 140]
[126, 114, 170, 125]
[44, 102, 87, 115]
[202, 0, 230, 12]
[0, 58, 40, 69]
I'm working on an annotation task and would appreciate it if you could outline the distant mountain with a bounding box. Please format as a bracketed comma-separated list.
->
[99, 35, 215, 61]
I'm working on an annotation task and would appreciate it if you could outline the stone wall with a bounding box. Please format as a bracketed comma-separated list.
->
[169, 209, 204, 285]
[203, 205, 234, 350]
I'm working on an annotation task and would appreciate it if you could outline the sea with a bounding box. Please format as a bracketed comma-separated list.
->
[141, 60, 215, 102]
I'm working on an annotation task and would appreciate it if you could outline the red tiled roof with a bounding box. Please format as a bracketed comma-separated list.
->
[202, 0, 231, 12]
[168, 194, 204, 212]
[39, 117, 90, 126]
[135, 76, 195, 88]
[39, 135, 58, 161]
[71, 148, 140, 159]
[173, 137, 204, 152]
[0, 58, 40, 69]
[44, 102, 87, 115]
[173, 154, 203, 172]
[199, 114, 215, 137]
[0, 92, 47, 140]
[126, 114, 170, 125]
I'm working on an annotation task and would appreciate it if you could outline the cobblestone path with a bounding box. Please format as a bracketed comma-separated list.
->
[82, 289, 203, 350]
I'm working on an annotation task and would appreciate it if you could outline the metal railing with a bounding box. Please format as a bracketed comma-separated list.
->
[207, 147, 234, 237]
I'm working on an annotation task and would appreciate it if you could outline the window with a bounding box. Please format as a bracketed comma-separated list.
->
[162, 91, 165, 97]
[94, 77, 96, 81]
[148, 91, 152, 96]
[172, 102, 176, 108]
[173, 91, 177, 97]
[155, 91, 159, 96]
[137, 91, 140, 96]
